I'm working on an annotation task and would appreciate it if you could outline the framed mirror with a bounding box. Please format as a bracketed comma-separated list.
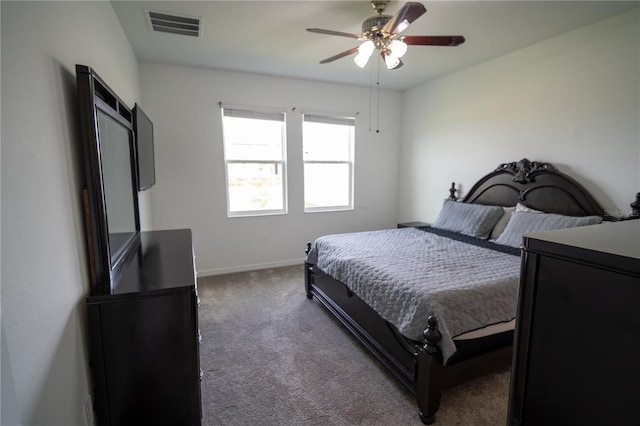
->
[76, 65, 140, 291]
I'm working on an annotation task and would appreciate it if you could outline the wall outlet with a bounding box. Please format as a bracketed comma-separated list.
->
[84, 395, 94, 426]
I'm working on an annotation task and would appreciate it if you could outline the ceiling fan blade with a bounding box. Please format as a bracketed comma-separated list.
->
[307, 28, 361, 39]
[319, 47, 359, 64]
[402, 35, 466, 46]
[382, 2, 427, 35]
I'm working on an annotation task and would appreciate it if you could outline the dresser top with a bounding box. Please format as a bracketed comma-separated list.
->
[88, 229, 195, 301]
[525, 220, 639, 260]
[523, 220, 640, 276]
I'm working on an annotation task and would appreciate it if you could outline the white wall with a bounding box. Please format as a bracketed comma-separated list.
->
[139, 64, 403, 275]
[1, 2, 143, 424]
[398, 8, 640, 223]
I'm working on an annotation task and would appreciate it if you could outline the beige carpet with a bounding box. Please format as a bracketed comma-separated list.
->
[197, 265, 510, 425]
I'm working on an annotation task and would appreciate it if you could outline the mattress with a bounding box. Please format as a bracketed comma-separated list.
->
[306, 226, 521, 365]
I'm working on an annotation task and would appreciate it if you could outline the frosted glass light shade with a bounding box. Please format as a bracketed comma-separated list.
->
[354, 53, 369, 68]
[354, 40, 375, 68]
[385, 53, 400, 70]
[389, 40, 408, 58]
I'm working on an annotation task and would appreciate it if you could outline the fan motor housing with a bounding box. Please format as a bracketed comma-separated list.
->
[362, 15, 391, 36]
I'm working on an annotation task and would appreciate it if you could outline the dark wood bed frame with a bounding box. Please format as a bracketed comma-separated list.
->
[304, 159, 639, 424]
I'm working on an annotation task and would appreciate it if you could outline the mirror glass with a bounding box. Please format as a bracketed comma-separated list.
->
[97, 110, 137, 263]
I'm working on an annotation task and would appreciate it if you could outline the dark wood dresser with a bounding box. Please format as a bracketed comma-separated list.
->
[87, 229, 202, 425]
[508, 220, 640, 426]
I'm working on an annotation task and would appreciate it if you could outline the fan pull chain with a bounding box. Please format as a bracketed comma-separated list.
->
[376, 56, 381, 133]
[368, 60, 373, 132]
[368, 56, 381, 133]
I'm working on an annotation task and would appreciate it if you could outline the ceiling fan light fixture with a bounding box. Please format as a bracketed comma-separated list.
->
[354, 40, 375, 68]
[384, 53, 401, 70]
[359, 40, 376, 56]
[354, 53, 369, 68]
[309, 1, 465, 70]
[389, 39, 407, 58]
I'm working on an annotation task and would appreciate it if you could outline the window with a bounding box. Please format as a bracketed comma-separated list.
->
[221, 107, 287, 216]
[303, 114, 355, 212]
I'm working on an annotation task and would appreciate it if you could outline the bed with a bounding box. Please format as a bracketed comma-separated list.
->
[304, 158, 622, 424]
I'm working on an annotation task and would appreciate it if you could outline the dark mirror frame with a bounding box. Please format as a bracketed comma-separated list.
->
[133, 103, 156, 191]
[76, 64, 140, 292]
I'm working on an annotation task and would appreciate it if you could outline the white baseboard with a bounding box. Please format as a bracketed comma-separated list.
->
[197, 258, 305, 277]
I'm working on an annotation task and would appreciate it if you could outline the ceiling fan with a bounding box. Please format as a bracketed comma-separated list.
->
[307, 1, 465, 70]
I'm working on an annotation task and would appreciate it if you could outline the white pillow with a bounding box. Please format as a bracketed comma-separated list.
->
[515, 202, 543, 213]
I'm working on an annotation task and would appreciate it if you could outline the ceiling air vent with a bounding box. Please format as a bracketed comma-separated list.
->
[147, 10, 202, 37]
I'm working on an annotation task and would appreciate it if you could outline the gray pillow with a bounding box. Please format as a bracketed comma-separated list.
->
[432, 200, 505, 239]
[494, 211, 603, 247]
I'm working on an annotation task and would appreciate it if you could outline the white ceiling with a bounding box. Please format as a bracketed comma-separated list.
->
[112, 1, 639, 91]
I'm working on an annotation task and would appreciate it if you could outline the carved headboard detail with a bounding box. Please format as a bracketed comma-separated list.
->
[630, 193, 640, 218]
[495, 159, 557, 184]
[452, 158, 615, 219]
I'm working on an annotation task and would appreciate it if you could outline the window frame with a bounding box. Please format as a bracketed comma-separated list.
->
[302, 113, 356, 213]
[221, 106, 288, 217]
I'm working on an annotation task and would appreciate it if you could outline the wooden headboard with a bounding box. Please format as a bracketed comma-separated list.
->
[452, 159, 610, 219]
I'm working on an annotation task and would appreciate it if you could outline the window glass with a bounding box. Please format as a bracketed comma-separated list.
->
[303, 114, 355, 211]
[222, 108, 287, 216]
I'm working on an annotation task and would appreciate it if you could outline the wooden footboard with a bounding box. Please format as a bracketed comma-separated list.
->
[306, 262, 417, 389]
[415, 329, 512, 424]
[305, 259, 512, 424]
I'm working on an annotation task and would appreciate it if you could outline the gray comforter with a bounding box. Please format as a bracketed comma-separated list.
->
[306, 227, 521, 365]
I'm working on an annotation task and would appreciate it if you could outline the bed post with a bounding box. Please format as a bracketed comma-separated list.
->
[416, 316, 445, 425]
[448, 182, 457, 201]
[305, 242, 313, 299]
[630, 193, 640, 218]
